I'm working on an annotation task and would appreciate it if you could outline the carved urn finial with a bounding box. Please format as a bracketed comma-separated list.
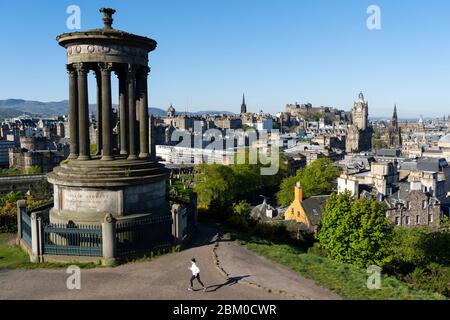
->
[99, 8, 116, 30]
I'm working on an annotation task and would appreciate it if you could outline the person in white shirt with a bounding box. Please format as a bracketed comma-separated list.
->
[188, 258, 206, 292]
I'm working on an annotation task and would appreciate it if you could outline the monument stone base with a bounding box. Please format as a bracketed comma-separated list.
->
[47, 156, 170, 225]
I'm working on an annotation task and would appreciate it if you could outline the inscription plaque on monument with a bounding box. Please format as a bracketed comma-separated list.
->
[61, 188, 121, 215]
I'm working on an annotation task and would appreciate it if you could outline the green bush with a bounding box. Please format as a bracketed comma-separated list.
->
[390, 227, 428, 273]
[390, 227, 450, 272]
[387, 226, 450, 297]
[232, 201, 251, 218]
[405, 263, 450, 296]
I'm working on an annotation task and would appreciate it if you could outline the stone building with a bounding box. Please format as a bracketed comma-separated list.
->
[9, 148, 67, 173]
[338, 157, 450, 227]
[346, 92, 373, 153]
[387, 105, 402, 148]
[20, 136, 48, 151]
[213, 116, 242, 130]
[338, 161, 399, 197]
[385, 189, 441, 228]
[9, 135, 69, 173]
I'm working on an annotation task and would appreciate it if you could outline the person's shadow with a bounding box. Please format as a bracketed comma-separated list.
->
[205, 275, 251, 292]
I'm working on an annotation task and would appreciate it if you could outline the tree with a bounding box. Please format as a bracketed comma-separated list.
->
[193, 149, 289, 211]
[276, 175, 299, 207]
[230, 151, 263, 199]
[317, 192, 394, 268]
[193, 164, 236, 210]
[276, 158, 341, 206]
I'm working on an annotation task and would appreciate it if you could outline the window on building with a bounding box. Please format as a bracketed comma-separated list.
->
[406, 216, 410, 225]
[422, 200, 427, 209]
[395, 217, 400, 226]
[428, 214, 433, 224]
[416, 215, 420, 225]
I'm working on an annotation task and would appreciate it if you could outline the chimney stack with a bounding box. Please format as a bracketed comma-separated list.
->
[295, 181, 303, 202]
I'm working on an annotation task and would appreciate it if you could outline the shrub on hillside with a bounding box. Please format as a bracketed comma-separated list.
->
[405, 263, 450, 296]
[0, 193, 52, 233]
[390, 227, 450, 273]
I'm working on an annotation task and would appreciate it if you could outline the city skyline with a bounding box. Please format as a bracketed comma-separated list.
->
[0, 0, 449, 117]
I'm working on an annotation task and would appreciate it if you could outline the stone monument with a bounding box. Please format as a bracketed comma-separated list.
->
[48, 8, 170, 226]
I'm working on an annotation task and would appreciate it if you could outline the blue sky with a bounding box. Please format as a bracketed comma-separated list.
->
[0, 0, 449, 118]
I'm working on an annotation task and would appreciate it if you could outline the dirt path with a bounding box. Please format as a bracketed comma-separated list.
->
[0, 223, 339, 300]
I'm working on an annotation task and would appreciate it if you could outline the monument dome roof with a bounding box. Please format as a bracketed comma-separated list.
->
[56, 8, 157, 52]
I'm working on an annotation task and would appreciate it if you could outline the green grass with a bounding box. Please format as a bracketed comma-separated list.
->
[0, 233, 30, 269]
[224, 228, 445, 300]
[170, 180, 192, 202]
[0, 233, 99, 270]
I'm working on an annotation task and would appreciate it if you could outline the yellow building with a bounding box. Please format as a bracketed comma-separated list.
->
[284, 182, 329, 232]
[285, 181, 308, 224]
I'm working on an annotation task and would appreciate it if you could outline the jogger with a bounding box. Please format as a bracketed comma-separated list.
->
[188, 258, 206, 292]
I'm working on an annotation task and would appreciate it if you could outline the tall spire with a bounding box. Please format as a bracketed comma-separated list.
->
[241, 93, 247, 114]
[392, 104, 398, 128]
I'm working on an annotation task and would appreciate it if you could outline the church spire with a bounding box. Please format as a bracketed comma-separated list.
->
[241, 93, 247, 114]
[392, 104, 398, 128]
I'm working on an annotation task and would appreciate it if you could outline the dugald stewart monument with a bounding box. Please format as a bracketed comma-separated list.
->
[41, 8, 183, 264]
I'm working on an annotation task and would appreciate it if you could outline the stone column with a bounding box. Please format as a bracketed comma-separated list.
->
[138, 67, 150, 159]
[101, 213, 116, 266]
[95, 70, 103, 156]
[30, 212, 40, 263]
[67, 65, 79, 159]
[76, 63, 90, 161]
[99, 63, 114, 161]
[127, 65, 138, 160]
[135, 73, 141, 152]
[149, 114, 157, 161]
[16, 199, 26, 244]
[118, 71, 128, 156]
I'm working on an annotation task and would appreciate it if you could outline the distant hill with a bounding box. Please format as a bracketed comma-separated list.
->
[149, 108, 167, 117]
[0, 99, 235, 120]
[0, 99, 73, 118]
